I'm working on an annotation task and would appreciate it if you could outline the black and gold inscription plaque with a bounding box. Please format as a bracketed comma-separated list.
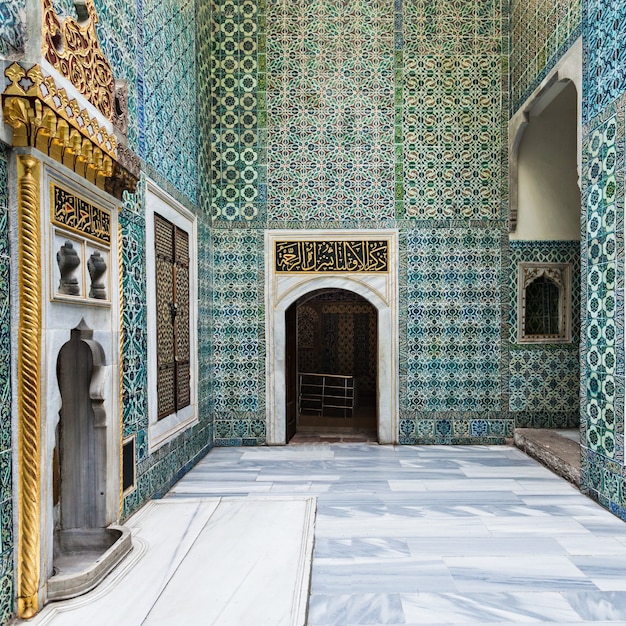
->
[275, 240, 388, 273]
[51, 184, 111, 244]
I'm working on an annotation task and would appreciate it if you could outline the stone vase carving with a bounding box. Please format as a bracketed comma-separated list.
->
[57, 241, 80, 296]
[88, 251, 107, 299]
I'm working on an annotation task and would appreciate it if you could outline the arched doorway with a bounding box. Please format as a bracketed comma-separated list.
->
[285, 289, 378, 441]
[509, 42, 582, 433]
[265, 230, 399, 446]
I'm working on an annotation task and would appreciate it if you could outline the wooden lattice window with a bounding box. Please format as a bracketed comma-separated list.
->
[154, 213, 191, 420]
[518, 262, 572, 344]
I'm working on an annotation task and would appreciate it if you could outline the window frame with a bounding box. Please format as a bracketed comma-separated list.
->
[517, 261, 572, 344]
[145, 180, 198, 451]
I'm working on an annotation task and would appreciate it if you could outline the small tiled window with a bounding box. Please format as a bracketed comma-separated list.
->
[154, 213, 191, 419]
[518, 262, 572, 343]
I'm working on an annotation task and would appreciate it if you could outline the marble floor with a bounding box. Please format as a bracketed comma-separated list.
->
[25, 443, 626, 625]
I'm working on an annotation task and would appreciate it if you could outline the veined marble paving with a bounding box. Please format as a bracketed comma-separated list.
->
[22, 444, 626, 625]
[168, 444, 626, 625]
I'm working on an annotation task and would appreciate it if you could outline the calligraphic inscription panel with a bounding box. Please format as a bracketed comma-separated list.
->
[275, 241, 389, 273]
[51, 184, 111, 245]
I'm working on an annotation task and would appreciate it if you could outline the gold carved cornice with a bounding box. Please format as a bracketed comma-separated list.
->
[42, 0, 114, 120]
[2, 63, 138, 198]
[16, 155, 42, 619]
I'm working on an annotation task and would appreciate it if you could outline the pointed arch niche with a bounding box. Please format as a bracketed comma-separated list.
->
[266, 230, 399, 444]
[509, 38, 582, 235]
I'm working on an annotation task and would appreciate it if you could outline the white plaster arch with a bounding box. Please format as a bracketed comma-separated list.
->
[509, 37, 582, 234]
[265, 230, 399, 445]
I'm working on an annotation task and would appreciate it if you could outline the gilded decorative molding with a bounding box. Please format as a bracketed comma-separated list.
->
[275, 240, 390, 273]
[16, 155, 42, 619]
[42, 0, 115, 120]
[2, 63, 138, 198]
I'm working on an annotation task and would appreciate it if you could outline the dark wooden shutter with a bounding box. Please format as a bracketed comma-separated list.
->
[154, 213, 190, 420]
[174, 226, 191, 410]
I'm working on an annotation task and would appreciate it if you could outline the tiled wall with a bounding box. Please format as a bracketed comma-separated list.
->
[120, 176, 213, 518]
[580, 100, 626, 518]
[0, 144, 14, 625]
[266, 0, 396, 222]
[509, 241, 581, 429]
[142, 0, 197, 202]
[583, 0, 626, 124]
[510, 0, 626, 521]
[203, 0, 509, 444]
[203, 0, 262, 221]
[211, 229, 266, 446]
[403, 0, 507, 219]
[510, 0, 581, 114]
[51, 0, 199, 203]
[0, 0, 25, 57]
[400, 225, 510, 444]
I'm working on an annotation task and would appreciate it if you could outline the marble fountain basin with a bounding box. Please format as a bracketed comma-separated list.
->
[49, 525, 132, 601]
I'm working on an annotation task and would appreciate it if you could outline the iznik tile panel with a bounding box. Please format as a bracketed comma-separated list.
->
[266, 0, 396, 221]
[405, 227, 502, 412]
[142, 0, 198, 203]
[93, 0, 139, 152]
[403, 0, 504, 56]
[584, 0, 626, 122]
[509, 241, 581, 428]
[119, 190, 149, 441]
[402, 0, 506, 219]
[402, 55, 504, 219]
[0, 0, 26, 56]
[211, 230, 262, 413]
[0, 144, 13, 625]
[510, 0, 581, 114]
[208, 0, 261, 221]
[583, 111, 623, 463]
[197, 0, 213, 215]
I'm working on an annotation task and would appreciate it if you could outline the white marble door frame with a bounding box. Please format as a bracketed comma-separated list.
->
[265, 230, 399, 444]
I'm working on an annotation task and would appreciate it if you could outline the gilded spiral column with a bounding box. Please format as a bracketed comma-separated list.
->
[16, 155, 42, 619]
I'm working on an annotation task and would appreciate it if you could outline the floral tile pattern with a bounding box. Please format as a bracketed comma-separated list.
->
[142, 0, 197, 203]
[510, 0, 581, 114]
[508, 241, 581, 428]
[583, 0, 626, 123]
[0, 144, 13, 625]
[211, 229, 266, 445]
[404, 227, 505, 439]
[266, 0, 396, 221]
[581, 103, 624, 481]
[205, 0, 261, 221]
[0, 0, 25, 56]
[403, 0, 507, 219]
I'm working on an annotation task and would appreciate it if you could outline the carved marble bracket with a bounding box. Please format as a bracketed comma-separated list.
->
[2, 63, 138, 198]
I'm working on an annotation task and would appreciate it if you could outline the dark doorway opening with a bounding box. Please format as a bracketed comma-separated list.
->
[285, 289, 378, 442]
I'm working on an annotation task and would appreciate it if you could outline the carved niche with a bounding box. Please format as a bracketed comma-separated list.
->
[518, 262, 572, 343]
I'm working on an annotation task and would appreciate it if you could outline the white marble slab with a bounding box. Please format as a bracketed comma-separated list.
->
[26, 498, 315, 626]
[29, 500, 222, 626]
[143, 498, 315, 625]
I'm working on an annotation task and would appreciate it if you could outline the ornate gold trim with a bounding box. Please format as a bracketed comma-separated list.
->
[2, 63, 137, 199]
[42, 0, 115, 120]
[16, 155, 42, 619]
